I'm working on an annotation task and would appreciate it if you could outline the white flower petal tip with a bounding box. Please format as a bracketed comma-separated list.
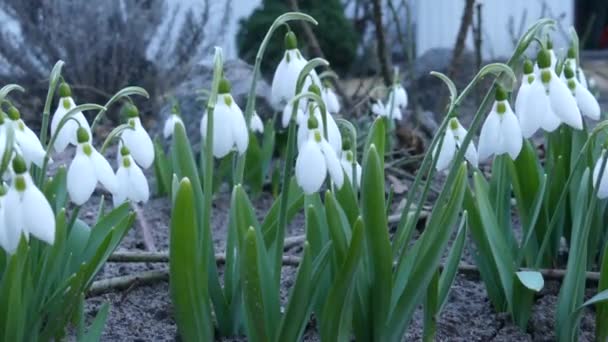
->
[478, 101, 523, 161]
[593, 154, 608, 199]
[322, 87, 341, 114]
[547, 72, 582, 130]
[163, 114, 184, 138]
[122, 117, 155, 168]
[114, 154, 150, 206]
[251, 112, 264, 133]
[340, 151, 362, 188]
[565, 72, 601, 121]
[67, 143, 117, 205]
[200, 94, 249, 158]
[435, 119, 478, 172]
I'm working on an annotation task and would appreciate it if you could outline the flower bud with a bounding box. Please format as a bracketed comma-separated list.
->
[120, 145, 130, 156]
[307, 114, 319, 129]
[546, 38, 553, 50]
[76, 127, 90, 143]
[495, 85, 507, 101]
[308, 83, 321, 97]
[218, 78, 232, 94]
[342, 137, 351, 151]
[449, 118, 459, 130]
[564, 65, 575, 79]
[7, 106, 20, 120]
[12, 155, 27, 174]
[567, 47, 576, 59]
[523, 59, 534, 74]
[122, 103, 139, 118]
[285, 31, 298, 50]
[537, 49, 551, 69]
[59, 82, 72, 97]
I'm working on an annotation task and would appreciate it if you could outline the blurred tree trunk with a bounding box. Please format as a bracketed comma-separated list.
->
[372, 0, 392, 86]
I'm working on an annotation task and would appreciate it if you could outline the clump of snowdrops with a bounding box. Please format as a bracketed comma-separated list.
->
[0, 61, 153, 340]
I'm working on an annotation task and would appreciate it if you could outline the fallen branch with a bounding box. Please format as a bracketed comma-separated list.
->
[131, 202, 157, 252]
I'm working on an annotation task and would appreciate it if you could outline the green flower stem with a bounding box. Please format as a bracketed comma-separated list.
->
[99, 124, 133, 154]
[233, 12, 318, 185]
[40, 61, 65, 147]
[90, 86, 149, 132]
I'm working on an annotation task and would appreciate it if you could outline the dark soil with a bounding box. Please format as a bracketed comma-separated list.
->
[79, 188, 597, 342]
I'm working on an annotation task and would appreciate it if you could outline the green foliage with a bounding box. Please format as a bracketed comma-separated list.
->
[237, 0, 358, 75]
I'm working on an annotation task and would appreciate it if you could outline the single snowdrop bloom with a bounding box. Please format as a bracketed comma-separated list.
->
[322, 82, 341, 114]
[388, 83, 408, 110]
[434, 118, 478, 171]
[271, 31, 320, 110]
[250, 111, 264, 133]
[517, 59, 560, 138]
[478, 87, 523, 161]
[2, 155, 55, 253]
[200, 78, 249, 158]
[339, 140, 361, 188]
[67, 128, 118, 205]
[113, 146, 149, 206]
[295, 116, 344, 194]
[523, 49, 582, 133]
[6, 106, 46, 167]
[371, 99, 402, 121]
[281, 100, 306, 128]
[297, 102, 342, 153]
[563, 65, 600, 120]
[120, 103, 155, 168]
[561, 47, 590, 89]
[50, 82, 91, 152]
[593, 151, 608, 199]
[163, 113, 184, 139]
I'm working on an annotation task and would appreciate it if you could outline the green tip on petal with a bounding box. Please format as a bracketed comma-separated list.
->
[122, 156, 131, 168]
[449, 118, 459, 130]
[308, 83, 321, 97]
[76, 127, 90, 143]
[12, 155, 27, 174]
[122, 103, 139, 118]
[342, 137, 351, 151]
[120, 145, 130, 156]
[307, 114, 319, 129]
[285, 31, 298, 50]
[567, 47, 576, 59]
[523, 59, 534, 74]
[537, 49, 551, 69]
[495, 85, 508, 101]
[58, 82, 72, 97]
[564, 65, 575, 79]
[7, 106, 20, 120]
[218, 78, 231, 94]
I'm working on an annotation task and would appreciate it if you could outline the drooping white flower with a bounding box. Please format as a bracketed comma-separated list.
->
[281, 100, 306, 128]
[50, 82, 91, 153]
[371, 99, 402, 121]
[120, 103, 155, 168]
[163, 113, 184, 139]
[200, 79, 249, 158]
[322, 84, 341, 114]
[563, 65, 600, 120]
[6, 106, 46, 167]
[113, 146, 149, 206]
[388, 84, 408, 110]
[435, 118, 478, 171]
[295, 116, 344, 194]
[339, 147, 361, 188]
[66, 128, 117, 205]
[593, 152, 608, 199]
[478, 88, 523, 161]
[523, 49, 582, 134]
[297, 103, 342, 153]
[560, 47, 589, 90]
[1, 156, 55, 253]
[250, 111, 264, 133]
[271, 31, 320, 110]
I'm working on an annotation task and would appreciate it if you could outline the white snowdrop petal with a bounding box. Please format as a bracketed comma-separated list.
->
[514, 82, 530, 119]
[251, 112, 264, 133]
[67, 151, 97, 205]
[231, 106, 249, 155]
[320, 140, 344, 189]
[114, 167, 129, 206]
[395, 85, 408, 108]
[16, 125, 46, 167]
[3, 189, 23, 253]
[129, 163, 150, 203]
[123, 118, 155, 168]
[297, 125, 309, 151]
[520, 81, 548, 137]
[22, 185, 55, 245]
[271, 50, 306, 110]
[91, 150, 118, 194]
[548, 74, 582, 130]
[579, 67, 589, 89]
[163, 115, 182, 138]
[201, 107, 233, 158]
[593, 157, 608, 199]
[340, 158, 353, 183]
[282, 103, 294, 128]
[295, 140, 327, 194]
[501, 109, 523, 160]
[575, 84, 600, 120]
[478, 111, 501, 161]
[323, 88, 341, 114]
[371, 102, 385, 116]
[435, 130, 456, 171]
[325, 114, 343, 152]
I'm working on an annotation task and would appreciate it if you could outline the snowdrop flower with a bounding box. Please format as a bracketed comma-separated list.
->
[200, 78, 249, 158]
[67, 128, 117, 205]
[522, 49, 582, 135]
[295, 115, 344, 194]
[6, 106, 46, 167]
[120, 103, 155, 168]
[563, 65, 600, 120]
[517, 59, 560, 138]
[561, 47, 589, 89]
[593, 152, 608, 199]
[297, 102, 342, 153]
[388, 84, 408, 110]
[478, 87, 523, 161]
[339, 140, 361, 187]
[435, 118, 478, 171]
[1, 155, 55, 253]
[113, 146, 149, 206]
[281, 100, 306, 128]
[322, 83, 340, 114]
[271, 31, 320, 110]
[250, 111, 264, 133]
[371, 99, 402, 121]
[163, 114, 184, 139]
[50, 82, 91, 153]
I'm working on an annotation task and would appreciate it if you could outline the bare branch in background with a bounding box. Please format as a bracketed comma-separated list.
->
[372, 0, 392, 85]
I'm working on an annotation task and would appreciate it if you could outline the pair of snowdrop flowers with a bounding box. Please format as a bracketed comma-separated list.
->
[371, 83, 408, 121]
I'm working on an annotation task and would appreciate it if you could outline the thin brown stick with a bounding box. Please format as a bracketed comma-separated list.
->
[131, 202, 157, 252]
[371, 0, 392, 85]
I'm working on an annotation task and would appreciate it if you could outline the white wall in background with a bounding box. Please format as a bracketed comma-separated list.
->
[415, 0, 574, 59]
